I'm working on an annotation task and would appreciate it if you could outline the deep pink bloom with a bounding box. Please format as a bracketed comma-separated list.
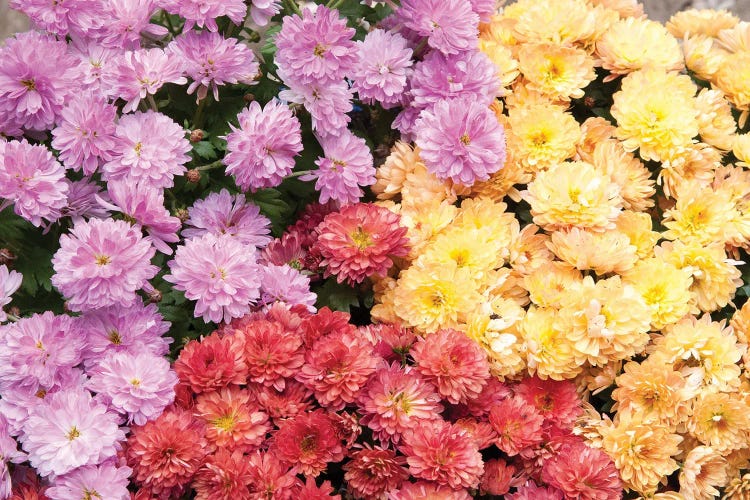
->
[168, 30, 259, 102]
[224, 100, 303, 190]
[296, 477, 341, 499]
[46, 461, 132, 500]
[51, 218, 158, 312]
[275, 6, 356, 85]
[259, 264, 317, 312]
[174, 332, 247, 394]
[515, 376, 582, 431]
[0, 31, 78, 132]
[0, 265, 22, 324]
[165, 234, 261, 323]
[415, 96, 506, 185]
[343, 445, 409, 498]
[60, 178, 111, 223]
[183, 189, 271, 247]
[508, 481, 565, 500]
[398, 0, 479, 55]
[236, 317, 304, 390]
[302, 131, 375, 205]
[20, 388, 125, 478]
[489, 396, 546, 456]
[192, 449, 254, 500]
[270, 410, 345, 477]
[541, 440, 622, 500]
[464, 377, 511, 418]
[104, 49, 186, 113]
[390, 481, 472, 500]
[359, 323, 416, 363]
[102, 110, 191, 189]
[246, 451, 301, 498]
[96, 0, 168, 49]
[278, 71, 353, 135]
[249, 0, 282, 26]
[163, 0, 247, 32]
[480, 458, 517, 496]
[251, 380, 313, 425]
[194, 387, 270, 452]
[0, 140, 68, 228]
[352, 29, 413, 108]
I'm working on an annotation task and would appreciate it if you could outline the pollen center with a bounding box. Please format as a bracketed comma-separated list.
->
[95, 254, 111, 266]
[349, 227, 373, 250]
[67, 426, 81, 441]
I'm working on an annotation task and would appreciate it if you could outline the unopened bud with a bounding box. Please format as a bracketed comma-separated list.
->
[0, 248, 16, 266]
[8, 306, 20, 318]
[243, 93, 256, 103]
[143, 282, 162, 304]
[186, 169, 201, 183]
[190, 129, 205, 143]
[584, 96, 596, 108]
[175, 208, 190, 223]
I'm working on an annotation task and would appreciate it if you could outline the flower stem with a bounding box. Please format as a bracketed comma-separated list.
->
[147, 94, 159, 111]
[196, 160, 224, 171]
[286, 169, 313, 179]
[162, 10, 178, 37]
[192, 96, 209, 129]
[326, 0, 347, 10]
[283, 0, 302, 16]
[384, 0, 400, 10]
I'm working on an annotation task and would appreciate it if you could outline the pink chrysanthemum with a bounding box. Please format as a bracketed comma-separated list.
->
[489, 396, 545, 456]
[343, 445, 409, 498]
[278, 71, 353, 136]
[469, 0, 497, 21]
[275, 6, 356, 85]
[0, 140, 68, 228]
[298, 306, 354, 347]
[296, 477, 341, 499]
[411, 329, 491, 404]
[453, 418, 497, 450]
[296, 329, 379, 410]
[174, 332, 247, 394]
[398, 0, 479, 55]
[8, 0, 98, 37]
[352, 29, 413, 107]
[183, 189, 271, 248]
[0, 312, 83, 390]
[96, 0, 167, 49]
[0, 31, 78, 132]
[194, 386, 270, 452]
[192, 449, 253, 500]
[259, 264, 318, 312]
[69, 41, 118, 94]
[410, 50, 500, 109]
[270, 410, 345, 477]
[168, 30, 259, 102]
[104, 49, 187, 113]
[0, 265, 22, 324]
[415, 96, 506, 186]
[390, 481, 472, 500]
[314, 202, 409, 284]
[21, 389, 125, 478]
[51, 92, 116, 175]
[251, 381, 313, 424]
[514, 376, 582, 431]
[163, 0, 246, 32]
[303, 132, 375, 205]
[361, 323, 417, 363]
[126, 408, 208, 496]
[46, 461, 132, 500]
[165, 233, 261, 323]
[102, 110, 191, 189]
[464, 377, 511, 418]
[400, 419, 484, 489]
[234, 318, 304, 390]
[51, 218, 158, 312]
[480, 458, 517, 496]
[541, 440, 622, 500]
[358, 363, 443, 445]
[247, 451, 301, 498]
[76, 302, 171, 368]
[224, 100, 303, 190]
[60, 178, 111, 223]
[0, 416, 25, 498]
[87, 351, 177, 425]
[249, 0, 282, 26]
[508, 481, 565, 500]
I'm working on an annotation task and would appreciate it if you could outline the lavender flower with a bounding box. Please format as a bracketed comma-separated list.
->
[70, 41, 119, 94]
[46, 461, 132, 500]
[259, 264, 317, 312]
[9, 0, 99, 37]
[278, 69, 353, 136]
[96, 0, 168, 49]
[0, 415, 24, 499]
[398, 0, 479, 55]
[162, 0, 247, 32]
[60, 178, 112, 223]
[0, 265, 22, 324]
[352, 29, 413, 108]
[250, 0, 282, 26]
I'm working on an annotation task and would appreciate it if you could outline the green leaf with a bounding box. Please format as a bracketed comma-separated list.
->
[192, 141, 217, 160]
[248, 188, 293, 234]
[261, 25, 282, 62]
[315, 279, 360, 312]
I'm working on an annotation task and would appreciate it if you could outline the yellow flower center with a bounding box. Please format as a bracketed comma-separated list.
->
[313, 43, 327, 57]
[108, 329, 122, 345]
[67, 426, 80, 441]
[213, 413, 237, 432]
[349, 227, 373, 250]
[20, 79, 36, 91]
[134, 142, 143, 156]
[460, 134, 471, 146]
[130, 378, 141, 387]
[95, 254, 110, 266]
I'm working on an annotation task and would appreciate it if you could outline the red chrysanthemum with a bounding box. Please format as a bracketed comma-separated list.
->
[389, 480, 472, 499]
[251, 380, 313, 425]
[296, 329, 379, 410]
[295, 477, 341, 499]
[464, 377, 511, 418]
[358, 362, 443, 445]
[298, 306, 355, 347]
[400, 419, 484, 490]
[192, 449, 253, 500]
[194, 386, 270, 452]
[174, 332, 247, 394]
[507, 481, 565, 500]
[126, 408, 208, 496]
[359, 323, 416, 363]
[237, 318, 304, 390]
[246, 451, 301, 499]
[480, 458, 517, 497]
[269, 410, 345, 477]
[313, 203, 409, 284]
[514, 376, 582, 431]
[411, 329, 491, 404]
[454, 418, 498, 450]
[343, 445, 409, 498]
[329, 410, 363, 448]
[489, 396, 545, 456]
[541, 440, 622, 500]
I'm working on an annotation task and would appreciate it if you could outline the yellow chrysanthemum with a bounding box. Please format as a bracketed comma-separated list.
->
[662, 180, 736, 245]
[507, 224, 554, 275]
[600, 412, 682, 494]
[391, 260, 481, 334]
[590, 139, 656, 212]
[399, 199, 457, 260]
[714, 51, 750, 111]
[481, 267, 530, 308]
[523, 161, 623, 231]
[419, 227, 504, 279]
[711, 166, 750, 249]
[523, 261, 581, 308]
[369, 276, 399, 325]
[400, 163, 466, 211]
[548, 227, 638, 275]
[576, 361, 621, 397]
[508, 0, 597, 46]
[731, 300, 750, 345]
[471, 159, 532, 202]
[452, 197, 518, 246]
[659, 142, 720, 199]
[695, 88, 737, 151]
[372, 141, 417, 200]
[733, 134, 750, 167]
[479, 14, 519, 49]
[657, 240, 742, 313]
[465, 304, 526, 380]
[596, 17, 684, 80]
[521, 306, 582, 380]
[716, 21, 750, 53]
[611, 69, 699, 162]
[614, 211, 661, 260]
[667, 8, 739, 39]
[577, 116, 618, 160]
[506, 102, 581, 171]
[517, 42, 595, 101]
[588, 0, 644, 19]
[477, 38, 520, 95]
[724, 473, 750, 500]
[688, 390, 750, 454]
[622, 257, 694, 330]
[683, 35, 728, 82]
[678, 446, 729, 500]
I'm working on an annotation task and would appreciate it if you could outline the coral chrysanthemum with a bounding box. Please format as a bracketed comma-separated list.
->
[194, 386, 270, 451]
[236, 318, 304, 390]
[488, 396, 545, 456]
[342, 445, 409, 498]
[174, 332, 247, 394]
[192, 449, 254, 500]
[269, 410, 345, 477]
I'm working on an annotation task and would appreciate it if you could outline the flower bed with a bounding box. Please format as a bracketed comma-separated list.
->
[1, 0, 750, 498]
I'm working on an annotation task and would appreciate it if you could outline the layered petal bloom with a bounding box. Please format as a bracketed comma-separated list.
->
[249, 0, 282, 26]
[259, 264, 317, 312]
[46, 461, 132, 500]
[51, 218, 158, 312]
[165, 233, 261, 323]
[163, 0, 247, 31]
[398, 0, 479, 55]
[278, 71, 353, 135]
[61, 178, 111, 223]
[224, 100, 303, 190]
[9, 0, 99, 37]
[488, 396, 545, 456]
[183, 189, 271, 247]
[194, 386, 270, 451]
[269, 410, 345, 477]
[541, 440, 622, 500]
[236, 318, 304, 390]
[390, 481, 472, 500]
[174, 332, 247, 394]
[0, 265, 22, 323]
[192, 449, 254, 500]
[342, 445, 409, 499]
[352, 29, 413, 108]
[96, 0, 168, 49]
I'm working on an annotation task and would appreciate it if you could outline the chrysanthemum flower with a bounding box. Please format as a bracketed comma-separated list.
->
[714, 50, 750, 111]
[95, 0, 168, 50]
[400, 419, 483, 489]
[21, 388, 124, 478]
[102, 110, 191, 189]
[548, 228, 637, 276]
[678, 446, 728, 500]
[505, 103, 580, 171]
[246, 451, 301, 498]
[542, 439, 621, 500]
[51, 92, 117, 175]
[515, 376, 581, 431]
[688, 391, 750, 454]
[259, 264, 318, 312]
[419, 227, 503, 279]
[169, 30, 258, 102]
[192, 449, 253, 500]
[359, 363, 442, 446]
[0, 265, 21, 324]
[235, 318, 304, 389]
[224, 100, 303, 191]
[303, 131, 375, 205]
[662, 180, 736, 246]
[126, 408, 207, 496]
[398, 0, 479, 55]
[343, 445, 409, 498]
[521, 306, 582, 380]
[479, 458, 516, 496]
[8, 0, 99, 36]
[162, 0, 246, 31]
[195, 386, 270, 452]
[51, 218, 158, 312]
[270, 410, 345, 477]
[277, 71, 353, 136]
[165, 234, 261, 323]
[0, 140, 68, 228]
[174, 332, 247, 394]
[518, 43, 595, 100]
[415, 97, 506, 186]
[61, 178, 111, 227]
[488, 396, 545, 456]
[508, 0, 596, 46]
[614, 211, 660, 259]
[589, 139, 656, 212]
[667, 8, 739, 38]
[46, 461, 132, 500]
[352, 29, 413, 107]
[389, 481, 472, 500]
[249, 0, 281, 26]
[251, 381, 313, 424]
[87, 351, 177, 425]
